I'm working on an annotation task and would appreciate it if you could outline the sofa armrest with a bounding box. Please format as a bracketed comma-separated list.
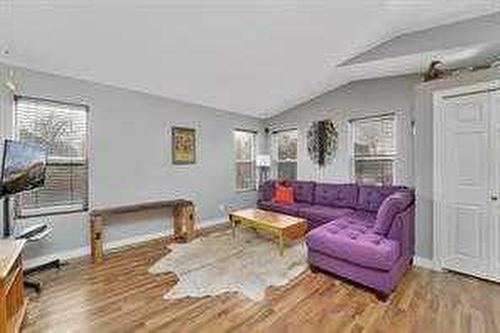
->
[374, 191, 414, 235]
[258, 180, 276, 203]
[387, 204, 415, 259]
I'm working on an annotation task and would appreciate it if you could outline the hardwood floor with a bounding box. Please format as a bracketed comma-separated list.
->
[23, 234, 500, 333]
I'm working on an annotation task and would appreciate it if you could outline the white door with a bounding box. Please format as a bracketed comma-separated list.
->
[491, 90, 500, 279]
[439, 92, 492, 278]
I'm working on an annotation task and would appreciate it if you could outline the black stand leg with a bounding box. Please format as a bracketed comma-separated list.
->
[3, 196, 10, 238]
[24, 279, 41, 293]
[24, 259, 61, 294]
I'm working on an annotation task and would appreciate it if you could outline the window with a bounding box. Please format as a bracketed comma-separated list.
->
[14, 96, 89, 217]
[234, 130, 256, 191]
[272, 129, 298, 180]
[352, 114, 395, 185]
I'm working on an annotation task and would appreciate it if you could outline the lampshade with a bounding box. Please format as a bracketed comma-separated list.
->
[256, 154, 271, 167]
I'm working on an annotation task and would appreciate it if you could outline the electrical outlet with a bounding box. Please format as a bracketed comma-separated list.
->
[219, 204, 226, 213]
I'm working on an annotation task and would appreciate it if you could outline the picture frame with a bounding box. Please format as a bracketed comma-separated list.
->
[171, 126, 196, 165]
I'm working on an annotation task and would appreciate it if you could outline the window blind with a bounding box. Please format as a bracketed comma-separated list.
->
[272, 129, 298, 180]
[352, 114, 395, 185]
[14, 96, 89, 217]
[234, 130, 256, 191]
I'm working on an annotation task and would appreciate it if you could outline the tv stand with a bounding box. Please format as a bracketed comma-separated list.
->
[16, 223, 47, 239]
[24, 259, 61, 293]
[3, 196, 11, 238]
[2, 196, 61, 293]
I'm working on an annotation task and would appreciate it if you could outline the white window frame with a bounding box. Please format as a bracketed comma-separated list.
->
[234, 129, 257, 192]
[271, 128, 298, 180]
[13, 95, 89, 218]
[351, 113, 396, 185]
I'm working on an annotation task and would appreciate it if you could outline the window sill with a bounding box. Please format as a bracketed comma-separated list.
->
[236, 188, 257, 193]
[16, 204, 88, 219]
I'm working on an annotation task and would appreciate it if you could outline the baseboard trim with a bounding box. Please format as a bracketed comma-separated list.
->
[200, 217, 228, 228]
[413, 256, 435, 270]
[24, 247, 88, 270]
[24, 217, 228, 270]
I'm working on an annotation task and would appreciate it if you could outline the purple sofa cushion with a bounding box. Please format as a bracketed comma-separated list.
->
[346, 210, 377, 227]
[307, 250, 409, 295]
[314, 183, 358, 208]
[258, 180, 276, 202]
[357, 185, 407, 212]
[307, 219, 325, 232]
[374, 191, 414, 235]
[298, 205, 353, 223]
[290, 181, 315, 203]
[257, 201, 311, 216]
[306, 218, 400, 271]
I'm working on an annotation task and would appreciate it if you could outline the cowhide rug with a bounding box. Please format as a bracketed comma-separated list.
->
[149, 229, 307, 301]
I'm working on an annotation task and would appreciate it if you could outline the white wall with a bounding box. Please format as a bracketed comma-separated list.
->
[0, 63, 265, 261]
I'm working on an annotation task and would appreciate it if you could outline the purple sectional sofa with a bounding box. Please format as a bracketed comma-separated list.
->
[257, 180, 415, 299]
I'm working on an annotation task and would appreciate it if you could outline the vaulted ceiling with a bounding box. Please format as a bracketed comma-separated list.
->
[1, 1, 499, 118]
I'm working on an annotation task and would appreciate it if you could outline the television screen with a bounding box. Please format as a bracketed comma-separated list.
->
[1, 140, 47, 196]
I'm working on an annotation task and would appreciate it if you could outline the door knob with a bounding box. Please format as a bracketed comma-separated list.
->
[492, 195, 498, 201]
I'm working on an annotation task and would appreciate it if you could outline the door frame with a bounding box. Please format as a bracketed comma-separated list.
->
[433, 79, 500, 274]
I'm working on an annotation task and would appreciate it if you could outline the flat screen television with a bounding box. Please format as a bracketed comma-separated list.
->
[1, 139, 47, 196]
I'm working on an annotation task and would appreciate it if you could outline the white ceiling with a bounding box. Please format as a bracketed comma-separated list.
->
[1, 1, 499, 118]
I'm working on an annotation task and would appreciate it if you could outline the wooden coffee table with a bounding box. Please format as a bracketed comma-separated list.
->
[229, 208, 307, 255]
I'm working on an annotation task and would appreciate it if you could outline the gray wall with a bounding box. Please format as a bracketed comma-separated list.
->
[266, 74, 427, 255]
[266, 75, 418, 185]
[342, 11, 500, 66]
[0, 63, 265, 260]
[415, 68, 500, 259]
[3, 61, 498, 263]
[268, 69, 500, 260]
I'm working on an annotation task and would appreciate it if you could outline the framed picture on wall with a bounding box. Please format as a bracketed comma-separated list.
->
[172, 126, 196, 164]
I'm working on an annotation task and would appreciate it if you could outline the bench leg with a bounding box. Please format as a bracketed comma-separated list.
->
[90, 216, 104, 264]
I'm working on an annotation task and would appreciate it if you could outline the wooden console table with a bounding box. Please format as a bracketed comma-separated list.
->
[0, 239, 27, 333]
[89, 199, 196, 263]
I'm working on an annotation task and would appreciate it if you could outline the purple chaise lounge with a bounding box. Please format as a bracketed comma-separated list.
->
[257, 180, 415, 299]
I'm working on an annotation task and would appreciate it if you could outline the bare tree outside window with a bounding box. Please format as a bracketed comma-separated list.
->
[234, 130, 256, 191]
[352, 114, 395, 185]
[14, 96, 89, 217]
[272, 129, 298, 180]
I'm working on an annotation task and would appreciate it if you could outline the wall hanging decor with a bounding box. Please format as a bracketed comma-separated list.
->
[172, 126, 196, 164]
[306, 119, 338, 167]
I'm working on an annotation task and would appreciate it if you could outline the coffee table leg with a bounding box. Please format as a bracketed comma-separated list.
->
[230, 215, 236, 239]
[278, 231, 284, 256]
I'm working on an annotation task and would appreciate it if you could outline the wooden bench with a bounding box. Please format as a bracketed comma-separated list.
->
[89, 199, 196, 263]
